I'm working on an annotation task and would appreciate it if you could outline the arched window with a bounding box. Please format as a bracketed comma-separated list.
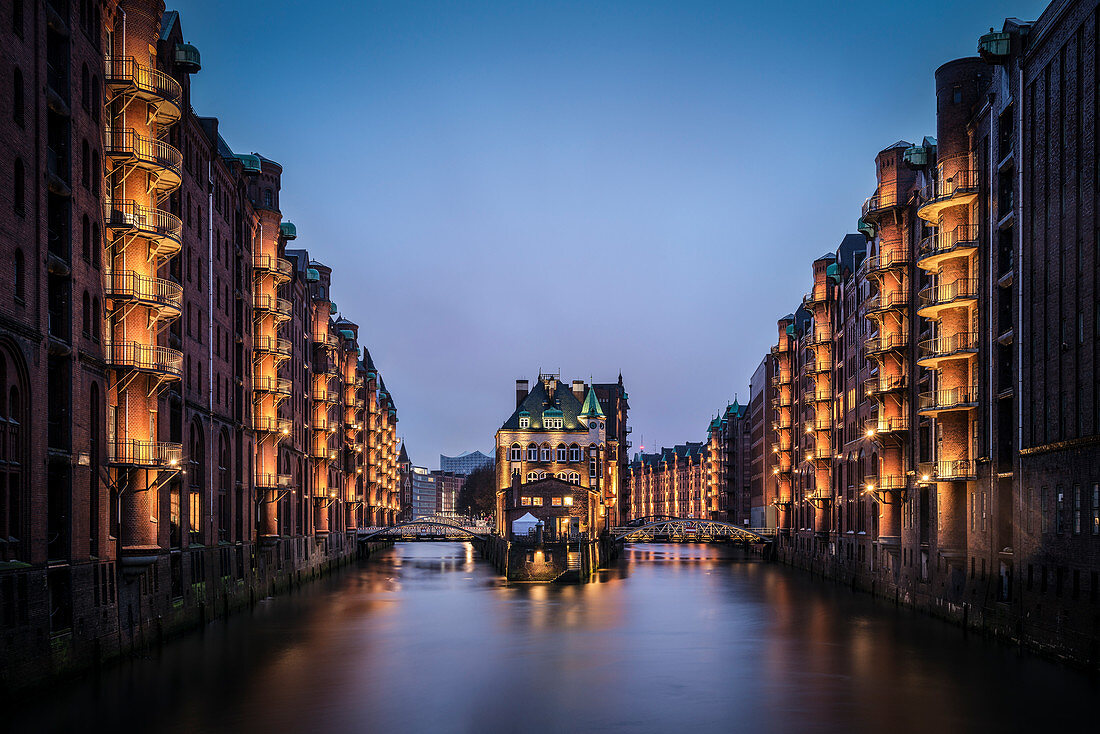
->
[540, 443, 551, 462]
[0, 347, 28, 561]
[263, 189, 273, 208]
[218, 431, 230, 542]
[526, 471, 540, 483]
[188, 421, 205, 544]
[81, 215, 90, 262]
[509, 443, 521, 462]
[568, 472, 580, 485]
[526, 443, 537, 461]
[13, 67, 24, 126]
[555, 444, 566, 462]
[13, 158, 25, 215]
[569, 444, 581, 462]
[91, 151, 99, 196]
[82, 139, 89, 189]
[81, 63, 89, 110]
[15, 249, 25, 301]
[81, 291, 91, 336]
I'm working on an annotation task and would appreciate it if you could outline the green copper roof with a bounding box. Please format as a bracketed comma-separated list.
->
[329, 301, 337, 312]
[544, 407, 563, 417]
[305, 268, 320, 282]
[580, 387, 605, 418]
[857, 216, 875, 240]
[708, 417, 721, 431]
[785, 324, 795, 336]
[280, 221, 297, 240]
[236, 154, 261, 174]
[826, 262, 840, 284]
[339, 329, 355, 340]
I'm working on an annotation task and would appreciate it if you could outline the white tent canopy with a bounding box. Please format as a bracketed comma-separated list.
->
[511, 512, 542, 537]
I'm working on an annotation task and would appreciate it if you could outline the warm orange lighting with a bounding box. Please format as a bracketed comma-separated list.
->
[866, 429, 875, 437]
[921, 474, 930, 482]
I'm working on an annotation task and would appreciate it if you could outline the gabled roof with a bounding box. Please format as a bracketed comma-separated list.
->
[580, 387, 605, 418]
[500, 378, 588, 431]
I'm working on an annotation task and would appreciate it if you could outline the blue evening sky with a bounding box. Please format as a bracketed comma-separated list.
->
[172, 0, 1047, 467]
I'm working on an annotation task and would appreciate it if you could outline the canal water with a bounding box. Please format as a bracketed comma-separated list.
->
[5, 543, 1096, 734]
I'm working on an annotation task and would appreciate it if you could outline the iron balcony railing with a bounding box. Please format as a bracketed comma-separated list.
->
[105, 340, 183, 377]
[865, 374, 907, 395]
[918, 278, 979, 311]
[866, 288, 909, 313]
[255, 473, 293, 489]
[919, 385, 978, 412]
[104, 269, 182, 312]
[866, 474, 907, 491]
[918, 224, 979, 263]
[252, 294, 292, 319]
[104, 55, 182, 111]
[919, 332, 979, 361]
[253, 255, 294, 281]
[772, 417, 793, 431]
[920, 160, 978, 207]
[103, 200, 183, 252]
[861, 250, 910, 275]
[253, 336, 292, 357]
[804, 419, 831, 433]
[771, 392, 792, 408]
[809, 446, 832, 461]
[866, 415, 910, 434]
[312, 417, 334, 432]
[312, 386, 336, 403]
[933, 459, 977, 481]
[253, 375, 291, 397]
[775, 369, 792, 384]
[861, 187, 902, 217]
[253, 415, 292, 435]
[864, 332, 908, 357]
[107, 439, 182, 468]
[809, 328, 831, 345]
[104, 127, 182, 183]
[807, 358, 833, 374]
[809, 387, 833, 402]
[802, 288, 827, 307]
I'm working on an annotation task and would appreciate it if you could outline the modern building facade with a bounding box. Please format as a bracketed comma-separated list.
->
[0, 0, 401, 688]
[494, 373, 628, 535]
[439, 450, 494, 476]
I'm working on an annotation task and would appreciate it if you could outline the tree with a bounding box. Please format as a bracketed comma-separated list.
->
[457, 465, 495, 520]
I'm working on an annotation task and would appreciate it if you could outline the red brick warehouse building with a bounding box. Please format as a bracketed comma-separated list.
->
[0, 0, 402, 688]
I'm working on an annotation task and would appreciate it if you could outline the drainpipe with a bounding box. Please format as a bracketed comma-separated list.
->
[208, 160, 215, 536]
[1015, 63, 1024, 469]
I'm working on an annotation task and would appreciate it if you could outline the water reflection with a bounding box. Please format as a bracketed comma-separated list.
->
[3, 542, 1096, 734]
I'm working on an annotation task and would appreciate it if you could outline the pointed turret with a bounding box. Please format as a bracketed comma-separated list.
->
[580, 387, 605, 419]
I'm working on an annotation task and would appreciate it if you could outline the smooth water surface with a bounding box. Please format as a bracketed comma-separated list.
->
[6, 543, 1096, 734]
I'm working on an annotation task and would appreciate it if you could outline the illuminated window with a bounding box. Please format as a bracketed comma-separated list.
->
[521, 496, 532, 506]
[519, 416, 529, 428]
[531, 497, 543, 506]
[563, 495, 574, 506]
[551, 497, 562, 506]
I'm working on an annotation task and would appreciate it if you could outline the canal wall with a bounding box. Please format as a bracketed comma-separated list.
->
[775, 537, 1099, 670]
[1, 533, 376, 692]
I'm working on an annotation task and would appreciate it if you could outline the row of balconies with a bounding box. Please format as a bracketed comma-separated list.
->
[865, 374, 907, 395]
[253, 374, 292, 398]
[918, 163, 978, 222]
[865, 287, 909, 315]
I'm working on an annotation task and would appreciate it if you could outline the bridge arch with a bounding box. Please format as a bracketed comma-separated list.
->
[613, 518, 771, 544]
[358, 519, 490, 541]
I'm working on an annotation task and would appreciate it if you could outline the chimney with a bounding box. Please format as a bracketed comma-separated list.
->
[516, 379, 529, 408]
[572, 380, 585, 401]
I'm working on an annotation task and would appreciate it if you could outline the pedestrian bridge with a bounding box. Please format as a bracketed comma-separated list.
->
[358, 517, 492, 542]
[611, 519, 775, 544]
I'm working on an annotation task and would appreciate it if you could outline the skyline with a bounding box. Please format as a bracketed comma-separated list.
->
[174, 0, 1047, 465]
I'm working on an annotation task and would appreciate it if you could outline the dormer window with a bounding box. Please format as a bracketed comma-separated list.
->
[544, 417, 562, 429]
[519, 417, 529, 429]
